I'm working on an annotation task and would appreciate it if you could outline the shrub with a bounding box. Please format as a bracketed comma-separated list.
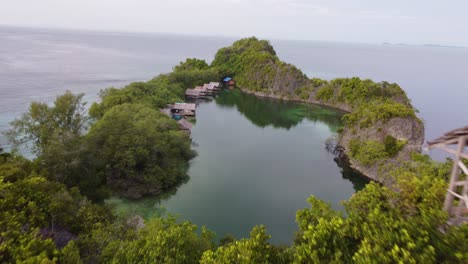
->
[384, 135, 407, 157]
[315, 86, 334, 101]
[349, 139, 388, 166]
[343, 100, 417, 128]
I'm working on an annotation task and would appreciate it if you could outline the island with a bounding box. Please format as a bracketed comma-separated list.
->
[210, 37, 424, 184]
[1, 37, 465, 263]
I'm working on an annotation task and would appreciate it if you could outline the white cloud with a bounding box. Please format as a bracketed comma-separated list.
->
[358, 10, 416, 21]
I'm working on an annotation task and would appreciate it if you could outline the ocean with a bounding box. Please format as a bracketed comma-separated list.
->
[1, 26, 467, 156]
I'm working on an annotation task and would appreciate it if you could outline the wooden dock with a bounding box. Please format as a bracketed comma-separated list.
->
[185, 82, 221, 99]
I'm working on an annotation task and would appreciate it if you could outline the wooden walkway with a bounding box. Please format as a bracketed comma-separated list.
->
[428, 126, 468, 225]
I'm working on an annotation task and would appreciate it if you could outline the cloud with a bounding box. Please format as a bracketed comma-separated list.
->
[358, 10, 416, 21]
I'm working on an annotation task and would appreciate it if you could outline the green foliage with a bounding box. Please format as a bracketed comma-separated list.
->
[294, 83, 319, 100]
[60, 241, 83, 264]
[106, 217, 214, 264]
[174, 58, 210, 72]
[0, 176, 112, 263]
[89, 79, 184, 120]
[383, 135, 407, 157]
[348, 139, 388, 166]
[7, 91, 88, 154]
[4, 92, 100, 193]
[294, 196, 354, 263]
[89, 68, 219, 120]
[0, 147, 11, 162]
[311, 78, 328, 87]
[200, 226, 272, 264]
[343, 100, 417, 128]
[167, 68, 220, 89]
[315, 85, 335, 101]
[211, 37, 308, 92]
[74, 217, 139, 263]
[0, 154, 34, 182]
[315, 77, 410, 108]
[349, 137, 407, 166]
[86, 103, 195, 198]
[219, 234, 236, 246]
[292, 157, 467, 264]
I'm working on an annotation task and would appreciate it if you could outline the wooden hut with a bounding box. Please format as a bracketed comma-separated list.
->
[177, 119, 193, 136]
[170, 103, 197, 117]
[207, 82, 221, 93]
[185, 89, 204, 99]
[194, 86, 208, 96]
[223, 77, 235, 88]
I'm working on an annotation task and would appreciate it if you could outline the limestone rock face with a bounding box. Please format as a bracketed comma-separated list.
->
[339, 117, 425, 182]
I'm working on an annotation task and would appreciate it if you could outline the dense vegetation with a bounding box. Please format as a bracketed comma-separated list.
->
[1, 146, 466, 263]
[7, 58, 217, 200]
[211, 37, 309, 92]
[89, 58, 219, 120]
[348, 136, 407, 166]
[1, 39, 466, 263]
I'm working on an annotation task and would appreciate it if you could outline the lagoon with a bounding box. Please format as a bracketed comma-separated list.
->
[108, 89, 367, 245]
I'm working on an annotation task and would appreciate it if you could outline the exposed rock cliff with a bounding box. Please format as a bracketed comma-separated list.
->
[339, 117, 424, 183]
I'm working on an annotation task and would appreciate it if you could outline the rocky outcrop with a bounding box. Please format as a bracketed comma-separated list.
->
[238, 88, 425, 184]
[339, 117, 424, 182]
[214, 37, 424, 185]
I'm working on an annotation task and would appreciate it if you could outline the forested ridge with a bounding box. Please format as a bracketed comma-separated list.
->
[1, 38, 466, 263]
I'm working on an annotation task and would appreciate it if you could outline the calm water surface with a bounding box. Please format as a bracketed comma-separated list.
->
[108, 89, 366, 244]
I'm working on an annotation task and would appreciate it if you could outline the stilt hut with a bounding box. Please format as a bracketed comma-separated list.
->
[223, 77, 235, 89]
[185, 89, 205, 99]
[170, 103, 197, 117]
[177, 119, 193, 137]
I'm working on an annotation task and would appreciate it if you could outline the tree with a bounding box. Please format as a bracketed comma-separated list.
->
[174, 58, 210, 72]
[85, 103, 195, 198]
[0, 147, 11, 162]
[7, 91, 88, 155]
[200, 226, 272, 264]
[291, 156, 468, 264]
[0, 175, 112, 263]
[106, 217, 214, 264]
[5, 91, 93, 189]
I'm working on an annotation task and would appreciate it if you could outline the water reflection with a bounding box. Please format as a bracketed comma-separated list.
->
[215, 89, 343, 132]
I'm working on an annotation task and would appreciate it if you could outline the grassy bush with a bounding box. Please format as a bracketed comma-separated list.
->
[343, 100, 417, 128]
[315, 86, 334, 101]
[384, 135, 407, 157]
[349, 137, 408, 166]
[349, 139, 388, 166]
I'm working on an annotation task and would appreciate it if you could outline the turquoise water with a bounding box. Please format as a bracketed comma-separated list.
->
[108, 89, 367, 245]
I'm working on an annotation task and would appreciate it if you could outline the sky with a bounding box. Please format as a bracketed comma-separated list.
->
[1, 0, 467, 46]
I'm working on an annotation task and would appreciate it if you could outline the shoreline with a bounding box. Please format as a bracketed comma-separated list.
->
[236, 86, 423, 183]
[238, 87, 352, 113]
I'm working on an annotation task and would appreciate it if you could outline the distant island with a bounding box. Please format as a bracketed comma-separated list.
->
[382, 42, 465, 49]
